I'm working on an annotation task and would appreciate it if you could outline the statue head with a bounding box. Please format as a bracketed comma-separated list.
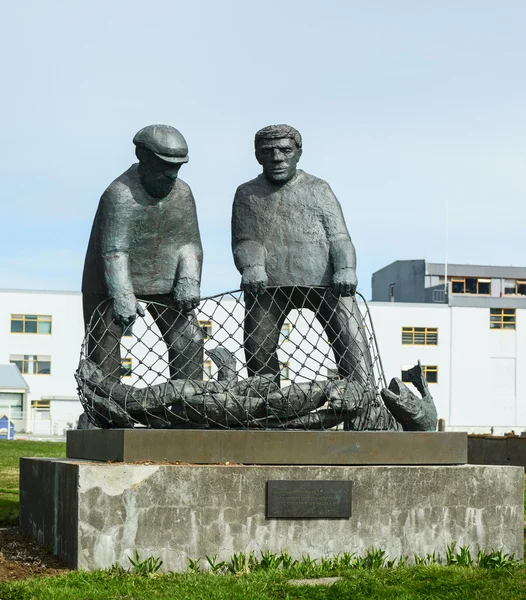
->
[255, 124, 303, 183]
[133, 125, 189, 195]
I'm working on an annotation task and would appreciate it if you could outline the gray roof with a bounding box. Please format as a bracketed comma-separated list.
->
[0, 364, 29, 391]
[427, 262, 526, 279]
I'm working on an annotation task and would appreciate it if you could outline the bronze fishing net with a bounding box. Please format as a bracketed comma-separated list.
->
[76, 287, 402, 431]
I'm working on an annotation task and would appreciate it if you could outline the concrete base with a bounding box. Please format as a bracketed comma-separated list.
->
[20, 458, 523, 570]
[66, 429, 467, 465]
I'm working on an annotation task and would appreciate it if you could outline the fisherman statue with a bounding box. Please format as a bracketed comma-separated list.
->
[81, 125, 204, 383]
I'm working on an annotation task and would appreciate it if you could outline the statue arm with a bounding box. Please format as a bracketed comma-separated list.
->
[173, 189, 203, 312]
[321, 184, 358, 296]
[99, 187, 144, 324]
[231, 189, 267, 294]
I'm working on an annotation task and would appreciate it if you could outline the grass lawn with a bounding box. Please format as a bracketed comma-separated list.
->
[0, 440, 66, 526]
[1, 565, 526, 600]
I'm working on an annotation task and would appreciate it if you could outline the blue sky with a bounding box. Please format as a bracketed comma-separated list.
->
[1, 1, 525, 298]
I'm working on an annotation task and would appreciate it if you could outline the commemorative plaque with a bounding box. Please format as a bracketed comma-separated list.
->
[266, 480, 352, 519]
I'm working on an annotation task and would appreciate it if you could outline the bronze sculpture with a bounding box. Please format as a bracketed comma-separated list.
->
[231, 124, 372, 385]
[77, 124, 437, 432]
[81, 124, 204, 382]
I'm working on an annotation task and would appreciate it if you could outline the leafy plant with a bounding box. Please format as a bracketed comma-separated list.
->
[187, 557, 201, 573]
[297, 554, 319, 575]
[363, 547, 387, 569]
[259, 550, 282, 570]
[446, 541, 473, 567]
[206, 554, 227, 574]
[127, 550, 163, 577]
[477, 549, 517, 569]
[338, 552, 356, 569]
[279, 551, 298, 569]
[414, 552, 438, 566]
[396, 555, 409, 567]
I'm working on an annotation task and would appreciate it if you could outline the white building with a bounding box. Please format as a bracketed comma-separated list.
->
[0, 289, 84, 435]
[1, 261, 525, 435]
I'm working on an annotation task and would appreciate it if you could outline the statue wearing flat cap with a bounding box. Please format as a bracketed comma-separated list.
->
[82, 124, 204, 381]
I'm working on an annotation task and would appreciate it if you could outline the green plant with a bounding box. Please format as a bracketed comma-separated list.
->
[363, 547, 387, 569]
[446, 541, 474, 567]
[187, 557, 201, 573]
[279, 550, 298, 569]
[477, 548, 518, 569]
[337, 552, 356, 569]
[127, 550, 163, 577]
[226, 551, 259, 574]
[106, 562, 127, 576]
[258, 550, 282, 570]
[206, 554, 227, 574]
[414, 552, 438, 566]
[297, 554, 319, 574]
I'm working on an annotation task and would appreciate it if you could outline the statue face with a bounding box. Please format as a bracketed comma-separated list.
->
[256, 138, 302, 183]
[148, 154, 183, 181]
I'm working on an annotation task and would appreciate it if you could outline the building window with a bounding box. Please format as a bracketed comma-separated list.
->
[10, 355, 51, 375]
[490, 308, 516, 330]
[199, 320, 212, 340]
[450, 278, 490, 295]
[504, 280, 516, 295]
[280, 322, 291, 343]
[401, 365, 438, 384]
[505, 280, 526, 296]
[0, 392, 23, 417]
[280, 361, 290, 381]
[10, 314, 52, 334]
[401, 327, 438, 346]
[477, 278, 491, 295]
[203, 359, 212, 380]
[31, 399, 51, 409]
[389, 284, 395, 302]
[122, 324, 133, 337]
[121, 358, 132, 377]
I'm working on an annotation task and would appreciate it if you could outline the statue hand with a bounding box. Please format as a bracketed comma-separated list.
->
[241, 265, 268, 295]
[332, 268, 357, 297]
[173, 278, 201, 313]
[113, 294, 145, 327]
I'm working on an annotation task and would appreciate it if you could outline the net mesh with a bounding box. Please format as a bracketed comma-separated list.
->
[76, 286, 401, 431]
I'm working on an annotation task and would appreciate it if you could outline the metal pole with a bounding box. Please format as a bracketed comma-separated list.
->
[444, 196, 449, 300]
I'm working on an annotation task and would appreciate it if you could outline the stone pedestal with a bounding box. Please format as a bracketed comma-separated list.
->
[20, 457, 523, 571]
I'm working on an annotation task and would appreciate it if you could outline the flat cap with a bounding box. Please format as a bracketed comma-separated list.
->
[133, 124, 189, 164]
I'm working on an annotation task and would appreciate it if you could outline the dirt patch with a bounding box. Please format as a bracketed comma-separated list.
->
[0, 527, 69, 581]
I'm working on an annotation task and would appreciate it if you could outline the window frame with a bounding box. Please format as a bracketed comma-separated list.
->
[450, 277, 491, 295]
[489, 308, 516, 330]
[31, 399, 51, 409]
[451, 278, 466, 294]
[10, 314, 52, 335]
[401, 326, 438, 346]
[423, 365, 438, 384]
[10, 354, 52, 375]
[401, 364, 438, 384]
